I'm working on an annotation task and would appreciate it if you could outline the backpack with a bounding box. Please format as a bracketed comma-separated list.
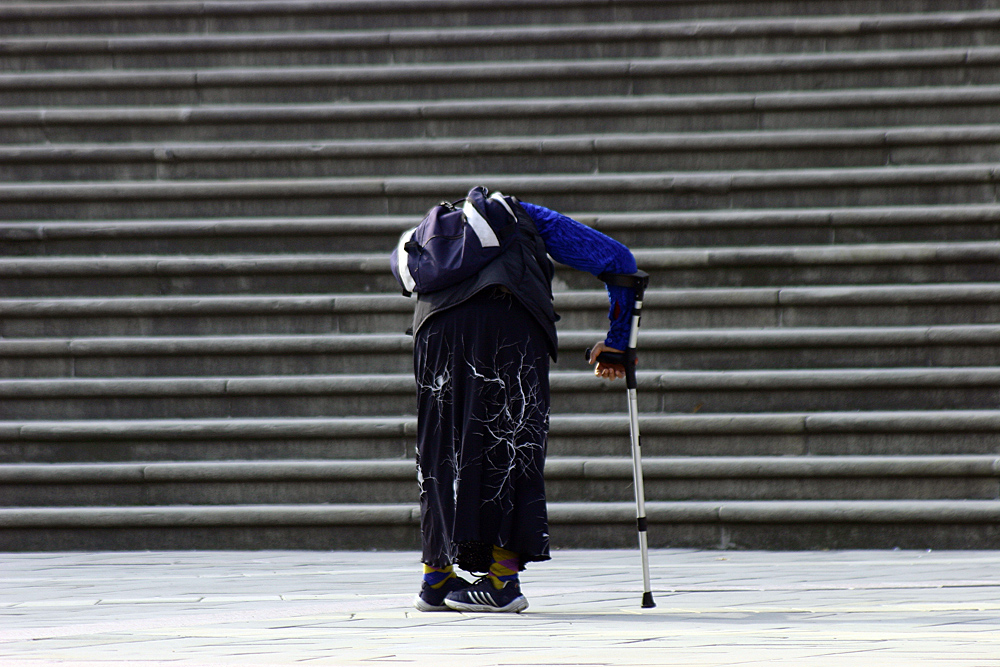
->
[390, 186, 519, 297]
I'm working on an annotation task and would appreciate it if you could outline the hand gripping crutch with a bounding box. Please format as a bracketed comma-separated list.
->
[585, 270, 654, 608]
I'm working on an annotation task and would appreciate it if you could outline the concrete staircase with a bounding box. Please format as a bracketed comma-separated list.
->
[2, 0, 1000, 551]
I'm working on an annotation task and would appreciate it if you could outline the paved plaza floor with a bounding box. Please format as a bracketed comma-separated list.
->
[1, 548, 998, 666]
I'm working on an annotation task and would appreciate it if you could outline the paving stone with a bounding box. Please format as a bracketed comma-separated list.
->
[1, 549, 999, 665]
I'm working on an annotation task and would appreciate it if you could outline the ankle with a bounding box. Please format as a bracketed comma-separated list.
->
[423, 564, 455, 589]
[487, 573, 516, 590]
[488, 546, 520, 590]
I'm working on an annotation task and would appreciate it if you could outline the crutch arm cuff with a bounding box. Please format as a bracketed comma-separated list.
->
[598, 270, 650, 295]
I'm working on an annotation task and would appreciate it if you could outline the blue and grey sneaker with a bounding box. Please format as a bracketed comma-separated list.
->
[444, 576, 528, 613]
[413, 575, 473, 612]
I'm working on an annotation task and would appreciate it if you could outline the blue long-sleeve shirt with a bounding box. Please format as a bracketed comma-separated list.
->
[520, 202, 637, 351]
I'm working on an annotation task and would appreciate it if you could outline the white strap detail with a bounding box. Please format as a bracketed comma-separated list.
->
[470, 591, 495, 607]
[462, 198, 501, 248]
[490, 191, 517, 221]
[395, 227, 417, 294]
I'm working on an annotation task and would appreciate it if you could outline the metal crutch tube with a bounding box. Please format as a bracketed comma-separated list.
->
[585, 270, 654, 608]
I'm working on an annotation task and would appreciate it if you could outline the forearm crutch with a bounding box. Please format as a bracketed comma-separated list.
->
[586, 270, 654, 608]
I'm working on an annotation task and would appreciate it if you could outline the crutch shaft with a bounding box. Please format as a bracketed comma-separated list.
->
[592, 270, 654, 608]
[627, 297, 654, 609]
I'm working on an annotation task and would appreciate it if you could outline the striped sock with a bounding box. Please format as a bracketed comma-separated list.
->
[488, 546, 519, 590]
[423, 564, 455, 589]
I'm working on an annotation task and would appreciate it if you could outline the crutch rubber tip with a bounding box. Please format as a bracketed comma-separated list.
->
[641, 592, 656, 608]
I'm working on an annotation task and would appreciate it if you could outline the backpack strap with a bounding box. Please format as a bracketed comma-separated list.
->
[461, 198, 502, 248]
[464, 186, 519, 246]
[394, 227, 418, 296]
[490, 191, 517, 219]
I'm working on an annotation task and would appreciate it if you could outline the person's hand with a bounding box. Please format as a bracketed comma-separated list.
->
[588, 341, 626, 381]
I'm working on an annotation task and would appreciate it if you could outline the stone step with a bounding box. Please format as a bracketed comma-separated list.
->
[1, 367, 998, 419]
[4, 205, 999, 255]
[631, 283, 1000, 330]
[1, 499, 999, 550]
[552, 411, 1000, 457]
[3, 283, 1000, 337]
[3, 241, 997, 295]
[622, 241, 1000, 289]
[634, 241, 1000, 288]
[0, 253, 405, 296]
[4, 0, 999, 555]
[5, 126, 1000, 183]
[6, 0, 997, 37]
[3, 164, 1000, 220]
[0, 415, 420, 463]
[3, 411, 999, 463]
[7, 325, 1000, 379]
[1, 333, 416, 377]
[0, 215, 416, 255]
[0, 293, 390, 337]
[6, 48, 1000, 106]
[1, 455, 997, 507]
[608, 325, 1000, 370]
[6, 12, 999, 70]
[7, 86, 1000, 145]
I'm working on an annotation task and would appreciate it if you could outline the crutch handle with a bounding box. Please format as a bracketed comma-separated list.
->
[583, 347, 628, 366]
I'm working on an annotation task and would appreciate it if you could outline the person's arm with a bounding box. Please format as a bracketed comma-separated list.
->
[520, 201, 637, 379]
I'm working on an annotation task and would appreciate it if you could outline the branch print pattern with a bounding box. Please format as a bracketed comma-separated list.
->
[414, 289, 552, 572]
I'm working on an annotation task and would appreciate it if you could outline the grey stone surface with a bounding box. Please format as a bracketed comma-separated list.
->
[2, 412, 1000, 465]
[4, 12, 999, 70]
[10, 127, 1000, 182]
[4, 205, 1000, 256]
[4, 165, 1000, 220]
[7, 0, 1000, 35]
[4, 500, 1000, 549]
[7, 325, 1000, 378]
[6, 367, 1000, 419]
[2, 454, 998, 507]
[4, 241, 1000, 296]
[6, 283, 999, 338]
[6, 48, 1000, 107]
[0, 549, 998, 665]
[8, 86, 1000, 146]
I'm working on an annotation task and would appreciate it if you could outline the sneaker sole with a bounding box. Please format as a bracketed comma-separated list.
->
[444, 596, 528, 613]
[413, 595, 452, 612]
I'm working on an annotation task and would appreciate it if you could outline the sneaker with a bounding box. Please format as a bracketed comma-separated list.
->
[444, 577, 528, 613]
[413, 575, 473, 612]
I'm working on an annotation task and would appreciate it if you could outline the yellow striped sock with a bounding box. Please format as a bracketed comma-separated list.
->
[423, 564, 454, 589]
[488, 546, 519, 590]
